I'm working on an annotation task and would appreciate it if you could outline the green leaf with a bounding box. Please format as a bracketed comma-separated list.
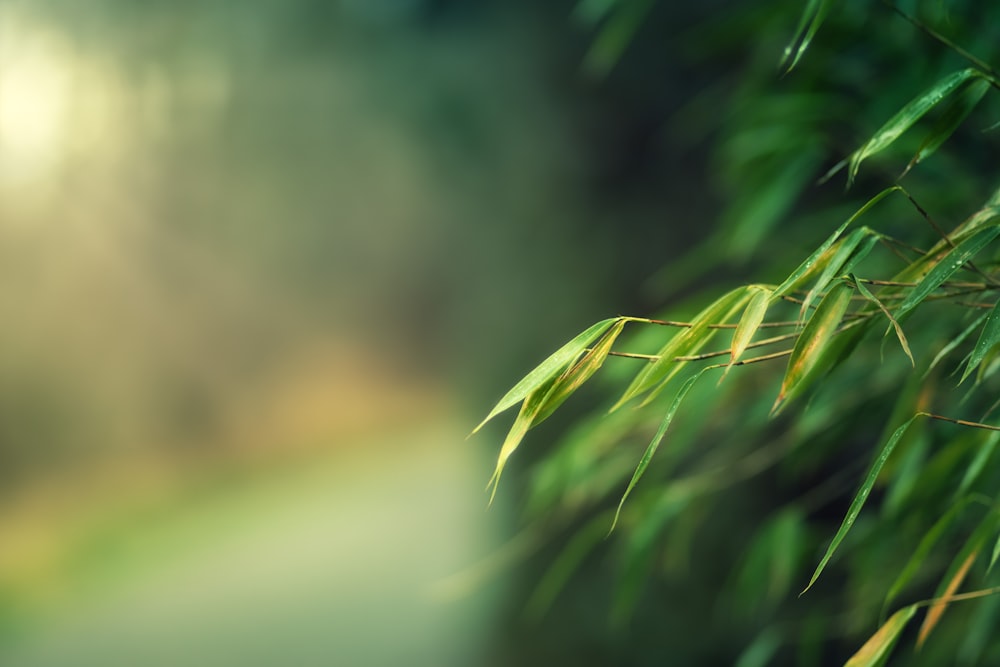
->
[848, 68, 984, 184]
[799, 228, 876, 318]
[729, 286, 772, 367]
[780, 0, 834, 73]
[882, 496, 978, 619]
[924, 311, 990, 379]
[918, 548, 979, 648]
[990, 532, 1000, 573]
[571, 0, 618, 26]
[961, 299, 1000, 384]
[802, 415, 920, 593]
[525, 511, 612, 619]
[771, 187, 901, 300]
[956, 430, 1000, 497]
[917, 507, 1000, 647]
[844, 605, 918, 667]
[903, 78, 991, 177]
[772, 281, 854, 415]
[581, 0, 654, 78]
[473, 317, 621, 434]
[610, 368, 709, 532]
[614, 288, 749, 410]
[853, 276, 914, 366]
[894, 225, 1000, 321]
[535, 319, 628, 423]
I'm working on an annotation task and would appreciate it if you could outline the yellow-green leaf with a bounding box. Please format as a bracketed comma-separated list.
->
[535, 319, 627, 423]
[730, 286, 772, 366]
[773, 281, 854, 415]
[917, 549, 979, 649]
[799, 228, 877, 319]
[772, 187, 900, 300]
[474, 317, 621, 434]
[852, 276, 914, 366]
[844, 605, 918, 667]
[614, 288, 749, 410]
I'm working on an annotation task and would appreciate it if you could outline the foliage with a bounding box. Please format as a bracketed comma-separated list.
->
[476, 0, 1000, 664]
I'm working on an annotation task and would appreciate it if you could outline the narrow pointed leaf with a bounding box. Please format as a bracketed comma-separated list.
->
[772, 187, 900, 299]
[917, 549, 979, 649]
[960, 299, 1000, 384]
[614, 288, 749, 410]
[853, 276, 914, 366]
[474, 317, 621, 434]
[780, 0, 833, 72]
[773, 281, 854, 415]
[799, 228, 876, 318]
[486, 384, 548, 503]
[610, 368, 708, 532]
[895, 225, 1000, 321]
[581, 0, 654, 78]
[848, 69, 983, 184]
[883, 496, 976, 618]
[802, 415, 920, 593]
[535, 319, 627, 423]
[844, 605, 918, 667]
[924, 311, 989, 379]
[917, 507, 1000, 646]
[990, 532, 1000, 573]
[730, 286, 772, 366]
[903, 78, 990, 176]
[525, 511, 611, 619]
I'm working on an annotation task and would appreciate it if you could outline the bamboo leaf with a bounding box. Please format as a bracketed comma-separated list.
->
[535, 319, 628, 423]
[730, 286, 772, 366]
[525, 511, 612, 619]
[848, 69, 983, 184]
[780, 0, 834, 73]
[916, 505, 1000, 646]
[917, 549, 979, 649]
[853, 276, 914, 366]
[882, 496, 978, 619]
[924, 311, 990, 379]
[894, 225, 1000, 321]
[474, 317, 621, 434]
[486, 382, 551, 504]
[990, 532, 1000, 573]
[772, 187, 901, 299]
[610, 368, 709, 532]
[844, 605, 918, 667]
[581, 0, 654, 78]
[903, 78, 990, 177]
[799, 228, 876, 318]
[773, 281, 854, 415]
[960, 299, 1000, 384]
[802, 415, 920, 593]
[614, 288, 749, 410]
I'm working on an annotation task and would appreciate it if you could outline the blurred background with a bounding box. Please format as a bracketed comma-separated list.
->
[0, 0, 733, 665]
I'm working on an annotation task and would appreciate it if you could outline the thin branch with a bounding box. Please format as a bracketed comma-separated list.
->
[920, 412, 1000, 432]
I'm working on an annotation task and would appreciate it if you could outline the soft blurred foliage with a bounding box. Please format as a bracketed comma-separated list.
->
[478, 1, 1000, 666]
[0, 0, 685, 664]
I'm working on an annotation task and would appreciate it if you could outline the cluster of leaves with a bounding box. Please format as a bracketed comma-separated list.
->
[477, 1, 1000, 665]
